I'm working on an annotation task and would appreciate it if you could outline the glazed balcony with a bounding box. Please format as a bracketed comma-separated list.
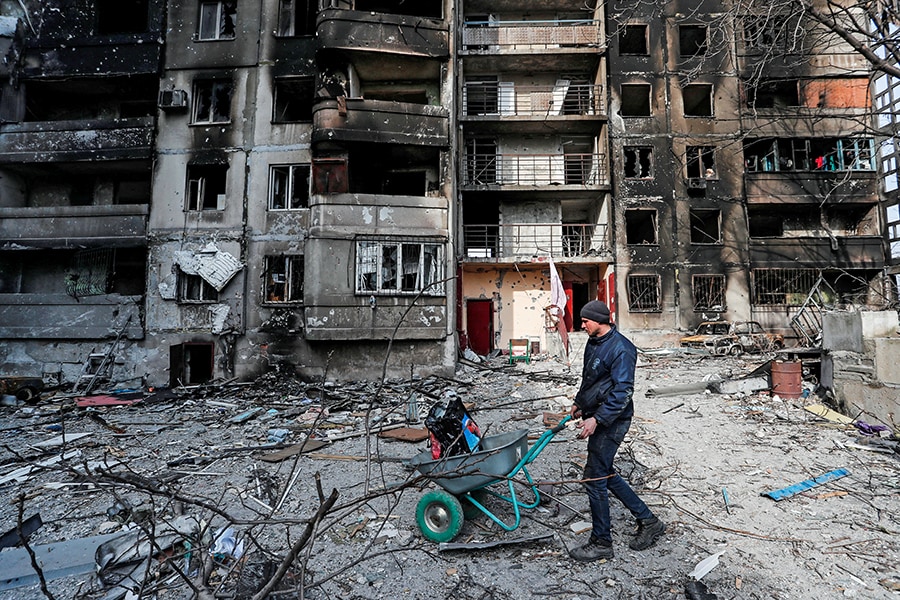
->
[461, 19, 602, 53]
[463, 223, 612, 261]
[749, 237, 885, 269]
[0, 205, 148, 249]
[462, 152, 607, 188]
[0, 117, 154, 164]
[317, 9, 449, 58]
[313, 98, 449, 146]
[462, 82, 605, 118]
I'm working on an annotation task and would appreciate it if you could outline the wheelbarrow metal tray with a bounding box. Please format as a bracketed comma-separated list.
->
[410, 429, 529, 496]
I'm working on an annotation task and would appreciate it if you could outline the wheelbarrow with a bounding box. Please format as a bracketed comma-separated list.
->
[409, 415, 571, 542]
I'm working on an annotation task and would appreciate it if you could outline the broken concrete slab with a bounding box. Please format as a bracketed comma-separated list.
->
[708, 376, 769, 395]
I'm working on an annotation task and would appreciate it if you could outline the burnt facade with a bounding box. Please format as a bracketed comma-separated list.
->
[0, 1, 894, 387]
[607, 1, 892, 345]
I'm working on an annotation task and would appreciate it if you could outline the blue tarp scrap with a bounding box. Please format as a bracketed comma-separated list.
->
[761, 467, 850, 501]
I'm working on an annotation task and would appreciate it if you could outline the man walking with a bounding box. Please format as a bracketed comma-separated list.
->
[568, 300, 665, 561]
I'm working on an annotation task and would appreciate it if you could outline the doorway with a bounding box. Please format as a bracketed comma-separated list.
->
[465, 299, 494, 356]
[170, 342, 214, 387]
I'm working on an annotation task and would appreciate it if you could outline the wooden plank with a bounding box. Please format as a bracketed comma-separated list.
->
[377, 427, 429, 442]
[804, 403, 855, 425]
[258, 439, 329, 463]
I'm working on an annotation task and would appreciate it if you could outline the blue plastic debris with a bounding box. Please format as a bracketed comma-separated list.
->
[761, 467, 850, 501]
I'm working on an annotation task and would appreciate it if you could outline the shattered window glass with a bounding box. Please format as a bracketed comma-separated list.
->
[264, 256, 303, 302]
[198, 1, 237, 41]
[66, 249, 114, 298]
[269, 165, 310, 210]
[355, 239, 444, 296]
[193, 80, 232, 124]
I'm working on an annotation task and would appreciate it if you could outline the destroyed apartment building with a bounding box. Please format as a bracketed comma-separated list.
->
[0, 0, 897, 390]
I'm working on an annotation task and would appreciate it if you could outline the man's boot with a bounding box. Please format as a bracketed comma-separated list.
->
[569, 536, 614, 562]
[629, 516, 665, 550]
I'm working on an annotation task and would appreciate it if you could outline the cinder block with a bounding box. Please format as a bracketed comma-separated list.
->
[875, 338, 900, 385]
[822, 312, 863, 353]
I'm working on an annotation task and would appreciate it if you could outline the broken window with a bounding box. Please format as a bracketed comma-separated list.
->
[690, 209, 721, 244]
[627, 274, 661, 312]
[746, 79, 800, 109]
[264, 256, 304, 302]
[65, 249, 114, 298]
[193, 80, 233, 124]
[198, 1, 237, 41]
[748, 208, 784, 237]
[187, 165, 227, 211]
[273, 78, 315, 123]
[619, 24, 648, 55]
[752, 268, 819, 306]
[276, 0, 316, 36]
[356, 239, 444, 296]
[620, 84, 651, 117]
[269, 164, 310, 210]
[624, 146, 653, 178]
[742, 18, 776, 48]
[692, 274, 725, 311]
[679, 25, 708, 57]
[625, 209, 657, 245]
[178, 273, 219, 303]
[96, 0, 149, 34]
[743, 137, 875, 172]
[683, 84, 713, 117]
[686, 146, 716, 178]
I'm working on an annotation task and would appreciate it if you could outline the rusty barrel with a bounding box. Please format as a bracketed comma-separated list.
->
[771, 360, 802, 399]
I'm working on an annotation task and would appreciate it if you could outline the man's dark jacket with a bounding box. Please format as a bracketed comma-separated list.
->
[573, 325, 637, 427]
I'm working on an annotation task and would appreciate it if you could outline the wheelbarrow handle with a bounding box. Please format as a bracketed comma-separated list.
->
[550, 414, 572, 434]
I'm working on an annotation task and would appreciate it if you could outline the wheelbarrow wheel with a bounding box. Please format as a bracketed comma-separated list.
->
[416, 490, 464, 543]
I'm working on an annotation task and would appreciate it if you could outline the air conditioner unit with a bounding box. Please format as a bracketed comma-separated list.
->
[686, 177, 707, 190]
[158, 89, 188, 110]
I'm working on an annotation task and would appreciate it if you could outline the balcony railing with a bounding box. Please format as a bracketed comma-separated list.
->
[0, 117, 154, 164]
[462, 19, 602, 51]
[462, 83, 604, 117]
[463, 223, 610, 259]
[463, 153, 607, 186]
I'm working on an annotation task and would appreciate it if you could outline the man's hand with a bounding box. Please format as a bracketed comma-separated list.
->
[576, 416, 597, 439]
[569, 404, 581, 418]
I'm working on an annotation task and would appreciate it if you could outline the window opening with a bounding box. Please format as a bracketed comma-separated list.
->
[464, 76, 499, 115]
[624, 146, 653, 178]
[625, 209, 657, 244]
[627, 274, 661, 312]
[273, 78, 314, 122]
[752, 268, 820, 306]
[269, 165, 310, 210]
[619, 24, 648, 54]
[620, 84, 651, 116]
[692, 274, 725, 311]
[465, 138, 498, 184]
[264, 256, 304, 302]
[690, 209, 721, 244]
[187, 164, 227, 211]
[683, 84, 713, 117]
[277, 0, 316, 36]
[679, 25, 708, 56]
[65, 249, 114, 298]
[198, 1, 236, 40]
[747, 79, 800, 108]
[686, 146, 716, 178]
[356, 239, 444, 295]
[193, 80, 233, 123]
[178, 272, 219, 303]
[170, 342, 214, 387]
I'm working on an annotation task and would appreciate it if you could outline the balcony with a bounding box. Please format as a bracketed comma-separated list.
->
[744, 171, 878, 205]
[463, 223, 611, 261]
[461, 19, 602, 53]
[749, 237, 885, 269]
[462, 153, 607, 188]
[463, 82, 604, 118]
[0, 205, 149, 249]
[0, 117, 154, 164]
[23, 34, 163, 77]
[0, 294, 143, 340]
[317, 9, 448, 58]
[313, 98, 449, 146]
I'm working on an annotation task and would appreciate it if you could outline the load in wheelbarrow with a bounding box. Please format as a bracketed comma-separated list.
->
[409, 416, 571, 542]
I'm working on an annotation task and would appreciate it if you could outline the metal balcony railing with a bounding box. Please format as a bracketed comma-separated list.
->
[462, 19, 602, 51]
[463, 152, 607, 186]
[463, 223, 610, 259]
[463, 83, 604, 117]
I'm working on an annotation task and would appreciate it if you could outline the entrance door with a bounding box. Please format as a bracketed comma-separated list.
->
[170, 342, 214, 387]
[466, 299, 493, 356]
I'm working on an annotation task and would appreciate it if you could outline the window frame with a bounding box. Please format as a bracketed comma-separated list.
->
[178, 272, 219, 304]
[689, 208, 722, 244]
[272, 77, 315, 123]
[623, 145, 653, 179]
[686, 146, 717, 179]
[268, 164, 310, 210]
[186, 164, 228, 211]
[620, 83, 652, 117]
[276, 0, 316, 37]
[626, 274, 661, 312]
[678, 24, 709, 57]
[192, 79, 233, 124]
[683, 83, 714, 117]
[197, 0, 237, 41]
[619, 24, 649, 55]
[691, 274, 726, 311]
[263, 255, 304, 304]
[355, 238, 445, 296]
[624, 208, 658, 245]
